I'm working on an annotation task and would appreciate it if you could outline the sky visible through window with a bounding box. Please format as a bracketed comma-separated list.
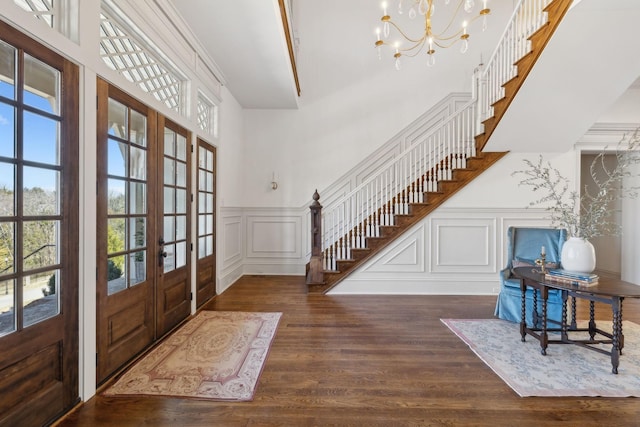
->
[0, 79, 60, 193]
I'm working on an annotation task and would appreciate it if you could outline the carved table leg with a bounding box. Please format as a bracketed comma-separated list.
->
[540, 287, 548, 356]
[589, 301, 596, 340]
[611, 297, 622, 374]
[520, 280, 527, 342]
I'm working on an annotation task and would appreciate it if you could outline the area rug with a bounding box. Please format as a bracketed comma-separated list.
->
[104, 311, 282, 401]
[441, 318, 640, 397]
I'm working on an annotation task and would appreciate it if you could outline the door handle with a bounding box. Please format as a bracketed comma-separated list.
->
[159, 249, 167, 266]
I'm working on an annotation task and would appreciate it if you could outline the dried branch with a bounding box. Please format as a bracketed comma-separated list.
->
[512, 130, 640, 240]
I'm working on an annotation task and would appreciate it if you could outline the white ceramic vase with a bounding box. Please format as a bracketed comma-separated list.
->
[560, 237, 596, 273]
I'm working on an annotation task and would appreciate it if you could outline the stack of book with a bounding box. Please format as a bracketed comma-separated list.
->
[544, 269, 599, 287]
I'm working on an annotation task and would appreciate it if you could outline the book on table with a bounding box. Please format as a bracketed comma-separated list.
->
[545, 269, 599, 287]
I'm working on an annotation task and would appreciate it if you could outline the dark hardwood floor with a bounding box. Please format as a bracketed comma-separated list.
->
[57, 275, 640, 427]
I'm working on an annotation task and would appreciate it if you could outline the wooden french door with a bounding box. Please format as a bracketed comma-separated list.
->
[0, 23, 79, 426]
[195, 139, 216, 307]
[155, 117, 191, 336]
[96, 79, 191, 383]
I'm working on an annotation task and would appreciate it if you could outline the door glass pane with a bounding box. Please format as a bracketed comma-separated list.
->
[164, 131, 175, 157]
[206, 171, 213, 192]
[198, 193, 205, 214]
[198, 146, 206, 168]
[207, 194, 213, 212]
[176, 162, 186, 187]
[164, 158, 175, 185]
[129, 182, 147, 214]
[129, 109, 146, 147]
[164, 187, 175, 214]
[164, 216, 175, 242]
[0, 103, 15, 158]
[107, 255, 125, 295]
[23, 220, 58, 271]
[198, 236, 205, 260]
[23, 167, 59, 216]
[0, 279, 15, 337]
[198, 169, 205, 191]
[108, 98, 127, 139]
[206, 214, 213, 234]
[129, 146, 146, 180]
[176, 189, 186, 214]
[23, 270, 59, 327]
[198, 215, 205, 236]
[176, 241, 186, 268]
[107, 218, 125, 254]
[206, 236, 213, 256]
[108, 139, 127, 177]
[163, 243, 175, 273]
[24, 54, 59, 115]
[108, 179, 126, 214]
[130, 217, 145, 250]
[23, 111, 60, 165]
[129, 251, 145, 286]
[0, 163, 15, 216]
[206, 150, 213, 169]
[0, 41, 16, 100]
[176, 134, 186, 161]
[0, 221, 14, 274]
[176, 215, 186, 241]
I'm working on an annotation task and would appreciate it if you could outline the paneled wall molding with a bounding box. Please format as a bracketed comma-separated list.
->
[330, 207, 553, 295]
[218, 204, 556, 296]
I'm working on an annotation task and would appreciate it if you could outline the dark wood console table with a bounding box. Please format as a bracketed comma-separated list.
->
[512, 266, 640, 374]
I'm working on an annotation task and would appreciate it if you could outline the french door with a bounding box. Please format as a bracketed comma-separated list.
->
[195, 139, 216, 307]
[0, 23, 79, 426]
[96, 79, 191, 383]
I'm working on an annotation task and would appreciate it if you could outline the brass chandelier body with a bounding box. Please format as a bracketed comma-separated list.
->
[375, 0, 490, 68]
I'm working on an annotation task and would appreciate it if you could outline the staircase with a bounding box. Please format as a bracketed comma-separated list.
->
[307, 0, 573, 294]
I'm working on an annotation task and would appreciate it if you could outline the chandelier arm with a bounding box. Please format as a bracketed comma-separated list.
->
[434, 0, 466, 38]
[431, 11, 486, 41]
[388, 20, 428, 44]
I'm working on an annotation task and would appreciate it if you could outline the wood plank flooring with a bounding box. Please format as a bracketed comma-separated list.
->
[57, 275, 640, 427]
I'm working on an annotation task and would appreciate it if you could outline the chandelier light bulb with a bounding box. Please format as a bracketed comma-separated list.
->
[398, 0, 403, 14]
[382, 1, 388, 16]
[376, 27, 381, 41]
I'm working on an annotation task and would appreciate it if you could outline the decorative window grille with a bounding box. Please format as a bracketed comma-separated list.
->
[99, 12, 182, 112]
[196, 94, 211, 133]
[196, 92, 219, 138]
[13, 0, 55, 28]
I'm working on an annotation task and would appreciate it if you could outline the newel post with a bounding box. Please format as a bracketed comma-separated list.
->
[306, 190, 324, 285]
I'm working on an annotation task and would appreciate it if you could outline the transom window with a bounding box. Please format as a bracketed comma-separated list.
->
[99, 12, 183, 113]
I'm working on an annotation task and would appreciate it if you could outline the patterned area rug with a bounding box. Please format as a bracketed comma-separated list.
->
[104, 311, 282, 401]
[442, 318, 640, 397]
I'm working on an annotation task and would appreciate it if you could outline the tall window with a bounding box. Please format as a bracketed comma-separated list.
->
[0, 40, 64, 334]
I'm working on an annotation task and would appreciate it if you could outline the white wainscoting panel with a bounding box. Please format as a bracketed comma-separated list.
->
[431, 218, 495, 273]
[246, 216, 301, 258]
[363, 226, 425, 273]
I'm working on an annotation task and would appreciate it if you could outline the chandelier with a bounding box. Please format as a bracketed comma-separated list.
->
[374, 0, 490, 69]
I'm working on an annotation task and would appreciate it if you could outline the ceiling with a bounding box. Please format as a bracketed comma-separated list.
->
[169, 0, 518, 109]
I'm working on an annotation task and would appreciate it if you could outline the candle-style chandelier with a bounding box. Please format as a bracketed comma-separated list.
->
[374, 0, 490, 69]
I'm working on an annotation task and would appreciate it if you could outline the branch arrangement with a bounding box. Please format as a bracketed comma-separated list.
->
[512, 129, 640, 240]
